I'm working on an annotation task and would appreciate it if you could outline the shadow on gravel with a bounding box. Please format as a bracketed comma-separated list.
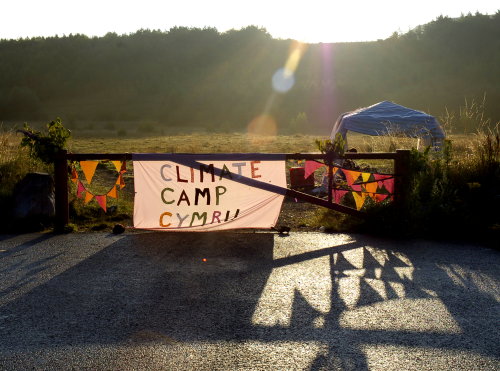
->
[0, 234, 53, 258]
[0, 232, 276, 348]
[0, 233, 498, 370]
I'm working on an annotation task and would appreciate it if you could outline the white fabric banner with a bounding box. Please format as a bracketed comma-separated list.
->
[133, 154, 287, 231]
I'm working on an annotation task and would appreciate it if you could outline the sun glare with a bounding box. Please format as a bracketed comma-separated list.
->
[249, 40, 307, 137]
[272, 41, 306, 93]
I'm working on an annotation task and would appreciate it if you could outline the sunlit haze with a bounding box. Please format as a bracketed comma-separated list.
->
[1, 0, 498, 42]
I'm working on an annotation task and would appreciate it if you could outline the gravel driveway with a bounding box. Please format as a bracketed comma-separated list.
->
[0, 232, 498, 370]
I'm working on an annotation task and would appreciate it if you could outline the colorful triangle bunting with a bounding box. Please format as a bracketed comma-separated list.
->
[76, 181, 85, 198]
[375, 193, 389, 203]
[80, 161, 99, 184]
[350, 184, 362, 192]
[115, 173, 126, 189]
[344, 170, 361, 187]
[352, 191, 366, 210]
[374, 173, 392, 181]
[84, 191, 94, 204]
[333, 189, 348, 204]
[383, 178, 395, 194]
[107, 185, 118, 199]
[111, 161, 122, 173]
[361, 172, 371, 183]
[304, 160, 324, 179]
[365, 181, 378, 194]
[71, 167, 79, 184]
[95, 195, 107, 212]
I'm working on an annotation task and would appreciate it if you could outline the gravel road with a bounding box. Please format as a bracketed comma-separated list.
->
[0, 231, 498, 370]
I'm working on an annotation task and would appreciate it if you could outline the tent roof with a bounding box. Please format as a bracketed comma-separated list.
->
[331, 101, 445, 140]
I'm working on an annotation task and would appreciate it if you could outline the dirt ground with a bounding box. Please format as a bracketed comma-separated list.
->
[276, 196, 325, 232]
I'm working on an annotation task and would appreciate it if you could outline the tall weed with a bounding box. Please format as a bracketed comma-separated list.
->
[363, 128, 499, 242]
[440, 95, 492, 134]
[0, 129, 44, 195]
[357, 98, 499, 241]
[0, 129, 50, 228]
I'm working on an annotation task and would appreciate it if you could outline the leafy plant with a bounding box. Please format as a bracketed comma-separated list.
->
[19, 118, 71, 164]
[363, 132, 499, 242]
[315, 133, 346, 157]
[0, 129, 52, 232]
[477, 129, 500, 175]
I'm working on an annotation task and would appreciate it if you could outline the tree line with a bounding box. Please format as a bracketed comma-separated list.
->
[0, 12, 499, 134]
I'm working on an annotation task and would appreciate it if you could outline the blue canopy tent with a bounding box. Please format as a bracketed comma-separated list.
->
[330, 101, 446, 149]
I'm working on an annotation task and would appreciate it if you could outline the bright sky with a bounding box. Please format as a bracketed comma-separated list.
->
[0, 0, 498, 43]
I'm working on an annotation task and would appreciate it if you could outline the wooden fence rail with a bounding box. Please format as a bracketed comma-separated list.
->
[54, 150, 410, 231]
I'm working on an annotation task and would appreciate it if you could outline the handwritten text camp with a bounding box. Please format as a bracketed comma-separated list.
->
[158, 161, 262, 228]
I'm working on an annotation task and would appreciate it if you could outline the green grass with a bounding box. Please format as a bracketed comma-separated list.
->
[2, 124, 499, 238]
[0, 128, 51, 195]
[68, 133, 323, 154]
[0, 128, 52, 231]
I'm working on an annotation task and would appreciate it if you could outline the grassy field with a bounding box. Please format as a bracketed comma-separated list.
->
[69, 133, 322, 154]
[1, 126, 498, 239]
[0, 129, 493, 195]
[0, 130, 396, 230]
[65, 131, 488, 178]
[65, 129, 438, 154]
[2, 94, 498, 237]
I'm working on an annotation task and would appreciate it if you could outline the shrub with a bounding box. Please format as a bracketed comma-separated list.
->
[0, 129, 50, 231]
[19, 118, 71, 164]
[362, 130, 499, 242]
[0, 129, 43, 193]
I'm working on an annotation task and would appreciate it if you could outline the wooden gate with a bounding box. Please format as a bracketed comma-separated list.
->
[54, 150, 410, 230]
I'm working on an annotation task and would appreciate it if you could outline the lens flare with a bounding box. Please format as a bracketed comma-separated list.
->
[284, 43, 304, 74]
[316, 43, 337, 132]
[272, 68, 295, 93]
[271, 41, 307, 94]
[247, 114, 278, 136]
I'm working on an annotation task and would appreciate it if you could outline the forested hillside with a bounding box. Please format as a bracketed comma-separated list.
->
[0, 12, 499, 134]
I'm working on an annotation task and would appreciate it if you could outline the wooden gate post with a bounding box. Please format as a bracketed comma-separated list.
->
[54, 149, 69, 232]
[394, 149, 410, 207]
[327, 158, 333, 204]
